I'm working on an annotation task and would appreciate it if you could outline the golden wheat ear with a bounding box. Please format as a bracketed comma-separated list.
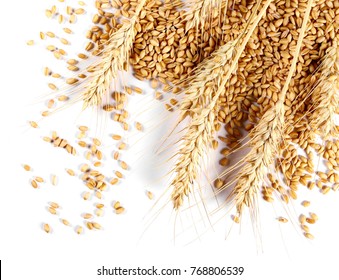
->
[177, 41, 236, 121]
[183, 0, 216, 33]
[229, 100, 284, 215]
[226, 0, 314, 220]
[41, 0, 148, 113]
[309, 40, 339, 139]
[169, 36, 243, 210]
[82, 0, 147, 109]
[167, 40, 236, 210]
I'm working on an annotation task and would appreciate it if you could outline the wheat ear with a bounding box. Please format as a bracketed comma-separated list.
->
[170, 0, 272, 209]
[184, 0, 216, 32]
[178, 0, 268, 121]
[194, 0, 272, 110]
[178, 41, 236, 121]
[230, 0, 314, 217]
[309, 41, 339, 139]
[171, 43, 235, 209]
[230, 101, 284, 214]
[171, 103, 217, 209]
[82, 0, 147, 109]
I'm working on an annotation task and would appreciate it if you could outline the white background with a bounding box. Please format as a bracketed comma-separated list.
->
[0, 0, 339, 279]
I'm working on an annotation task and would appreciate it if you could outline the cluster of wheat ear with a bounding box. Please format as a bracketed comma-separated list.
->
[37, 0, 339, 238]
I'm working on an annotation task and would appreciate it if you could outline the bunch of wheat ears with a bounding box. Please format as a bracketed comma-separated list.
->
[34, 0, 339, 238]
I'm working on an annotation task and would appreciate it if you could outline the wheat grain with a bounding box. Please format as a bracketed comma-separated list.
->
[35, 177, 44, 183]
[86, 222, 94, 230]
[83, 213, 93, 219]
[110, 178, 119, 185]
[63, 27, 72, 34]
[92, 222, 101, 230]
[61, 219, 70, 226]
[302, 201, 311, 207]
[95, 209, 104, 217]
[23, 164, 31, 171]
[115, 207, 125, 214]
[304, 232, 314, 240]
[43, 223, 51, 233]
[51, 175, 57, 186]
[29, 121, 39, 128]
[120, 161, 128, 170]
[49, 202, 59, 209]
[113, 201, 121, 209]
[48, 207, 57, 215]
[76, 226, 84, 234]
[306, 218, 316, 224]
[146, 191, 154, 200]
[31, 180, 38, 189]
[277, 217, 288, 223]
[46, 31, 55, 38]
[112, 134, 122, 140]
[115, 171, 123, 178]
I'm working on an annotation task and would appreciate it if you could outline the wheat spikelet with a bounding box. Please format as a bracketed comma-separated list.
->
[229, 0, 314, 217]
[310, 41, 339, 139]
[170, 0, 272, 209]
[82, 0, 147, 109]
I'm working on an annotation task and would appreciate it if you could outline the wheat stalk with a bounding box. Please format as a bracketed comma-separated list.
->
[82, 0, 147, 109]
[170, 0, 272, 209]
[309, 41, 339, 139]
[229, 0, 314, 217]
